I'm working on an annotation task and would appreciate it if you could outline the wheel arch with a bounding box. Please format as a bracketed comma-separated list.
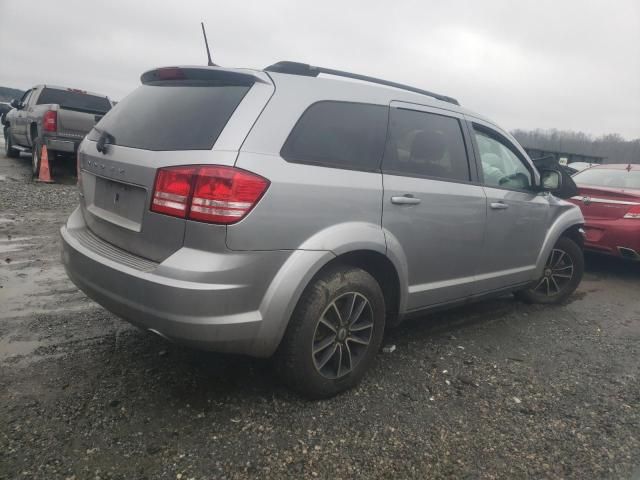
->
[535, 204, 585, 277]
[259, 247, 405, 358]
[318, 250, 402, 323]
[561, 224, 585, 249]
[29, 122, 39, 145]
[296, 222, 409, 318]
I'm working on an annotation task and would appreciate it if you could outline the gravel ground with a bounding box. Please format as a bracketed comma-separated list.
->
[0, 139, 639, 479]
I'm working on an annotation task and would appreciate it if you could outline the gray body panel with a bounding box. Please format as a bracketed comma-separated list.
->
[61, 65, 584, 358]
[382, 174, 486, 308]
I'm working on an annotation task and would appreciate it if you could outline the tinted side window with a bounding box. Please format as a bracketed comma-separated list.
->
[382, 108, 470, 182]
[281, 101, 388, 171]
[474, 129, 532, 190]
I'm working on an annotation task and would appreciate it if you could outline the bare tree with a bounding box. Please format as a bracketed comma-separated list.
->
[512, 129, 640, 164]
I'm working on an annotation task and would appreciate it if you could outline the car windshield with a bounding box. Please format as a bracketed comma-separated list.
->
[572, 167, 640, 189]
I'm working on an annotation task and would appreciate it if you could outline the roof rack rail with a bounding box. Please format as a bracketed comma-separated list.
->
[264, 61, 460, 106]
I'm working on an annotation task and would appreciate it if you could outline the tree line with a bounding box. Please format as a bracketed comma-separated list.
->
[512, 129, 640, 164]
[0, 86, 24, 103]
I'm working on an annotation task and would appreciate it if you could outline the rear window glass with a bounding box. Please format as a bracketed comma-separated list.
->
[87, 83, 251, 151]
[383, 108, 470, 182]
[281, 101, 388, 171]
[37, 88, 111, 113]
[573, 168, 640, 189]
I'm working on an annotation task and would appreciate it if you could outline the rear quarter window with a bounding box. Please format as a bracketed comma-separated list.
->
[87, 83, 251, 151]
[281, 101, 388, 172]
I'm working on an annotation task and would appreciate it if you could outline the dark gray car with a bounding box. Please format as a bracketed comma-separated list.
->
[61, 63, 585, 398]
[4, 85, 112, 175]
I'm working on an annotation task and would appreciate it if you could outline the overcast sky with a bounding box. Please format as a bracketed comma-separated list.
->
[1, 0, 638, 139]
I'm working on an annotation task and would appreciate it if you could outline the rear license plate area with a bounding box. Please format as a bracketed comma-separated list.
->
[91, 176, 147, 231]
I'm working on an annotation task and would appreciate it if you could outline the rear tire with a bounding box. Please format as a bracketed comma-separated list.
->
[4, 127, 20, 158]
[515, 236, 584, 304]
[276, 266, 386, 399]
[31, 138, 41, 177]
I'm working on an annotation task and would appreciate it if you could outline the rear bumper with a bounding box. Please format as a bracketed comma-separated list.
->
[60, 206, 294, 356]
[583, 218, 640, 260]
[45, 136, 78, 153]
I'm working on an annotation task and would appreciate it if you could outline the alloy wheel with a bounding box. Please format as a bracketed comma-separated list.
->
[534, 248, 574, 297]
[311, 292, 374, 379]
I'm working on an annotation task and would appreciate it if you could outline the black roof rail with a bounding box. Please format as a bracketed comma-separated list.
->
[264, 61, 460, 106]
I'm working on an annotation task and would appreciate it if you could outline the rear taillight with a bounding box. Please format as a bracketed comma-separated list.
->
[150, 165, 269, 224]
[189, 166, 269, 223]
[624, 205, 640, 219]
[43, 110, 57, 132]
[151, 166, 196, 218]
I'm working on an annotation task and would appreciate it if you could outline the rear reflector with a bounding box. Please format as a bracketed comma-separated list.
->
[150, 165, 269, 224]
[624, 205, 640, 219]
[43, 110, 57, 132]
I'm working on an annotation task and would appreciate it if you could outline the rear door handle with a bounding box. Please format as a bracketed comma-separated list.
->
[490, 202, 509, 210]
[391, 195, 421, 205]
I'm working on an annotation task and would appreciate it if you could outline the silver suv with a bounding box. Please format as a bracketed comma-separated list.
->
[61, 62, 585, 398]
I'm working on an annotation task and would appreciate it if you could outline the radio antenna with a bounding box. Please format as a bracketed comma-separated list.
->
[201, 22, 216, 66]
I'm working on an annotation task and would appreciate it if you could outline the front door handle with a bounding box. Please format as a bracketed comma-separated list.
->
[490, 202, 509, 210]
[391, 195, 421, 205]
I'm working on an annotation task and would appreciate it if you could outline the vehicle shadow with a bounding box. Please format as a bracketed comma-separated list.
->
[584, 251, 639, 279]
[100, 293, 521, 404]
[51, 253, 637, 407]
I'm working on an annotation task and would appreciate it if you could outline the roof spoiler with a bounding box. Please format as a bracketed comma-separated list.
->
[265, 61, 460, 106]
[141, 67, 265, 86]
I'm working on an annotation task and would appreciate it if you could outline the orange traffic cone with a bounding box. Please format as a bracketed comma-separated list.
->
[36, 143, 54, 183]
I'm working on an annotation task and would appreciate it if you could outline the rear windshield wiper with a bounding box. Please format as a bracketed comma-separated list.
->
[94, 128, 116, 153]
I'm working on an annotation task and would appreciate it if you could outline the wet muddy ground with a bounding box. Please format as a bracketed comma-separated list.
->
[1, 139, 639, 479]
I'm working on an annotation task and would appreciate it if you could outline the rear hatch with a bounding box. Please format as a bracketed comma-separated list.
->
[77, 67, 274, 261]
[37, 87, 112, 137]
[571, 186, 640, 220]
[570, 166, 640, 220]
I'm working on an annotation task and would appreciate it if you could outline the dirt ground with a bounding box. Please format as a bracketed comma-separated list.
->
[1, 139, 639, 480]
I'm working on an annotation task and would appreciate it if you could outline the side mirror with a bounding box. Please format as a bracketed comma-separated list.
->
[540, 169, 562, 192]
[10, 99, 20, 109]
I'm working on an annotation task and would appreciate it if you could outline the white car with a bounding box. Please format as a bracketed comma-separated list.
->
[568, 162, 598, 173]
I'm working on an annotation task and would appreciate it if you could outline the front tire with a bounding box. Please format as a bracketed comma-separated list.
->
[4, 127, 20, 158]
[515, 236, 584, 304]
[276, 266, 386, 399]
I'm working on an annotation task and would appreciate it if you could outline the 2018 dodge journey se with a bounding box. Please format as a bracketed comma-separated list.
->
[61, 62, 585, 398]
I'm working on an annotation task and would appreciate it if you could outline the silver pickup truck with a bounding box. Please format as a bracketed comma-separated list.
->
[3, 85, 112, 176]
